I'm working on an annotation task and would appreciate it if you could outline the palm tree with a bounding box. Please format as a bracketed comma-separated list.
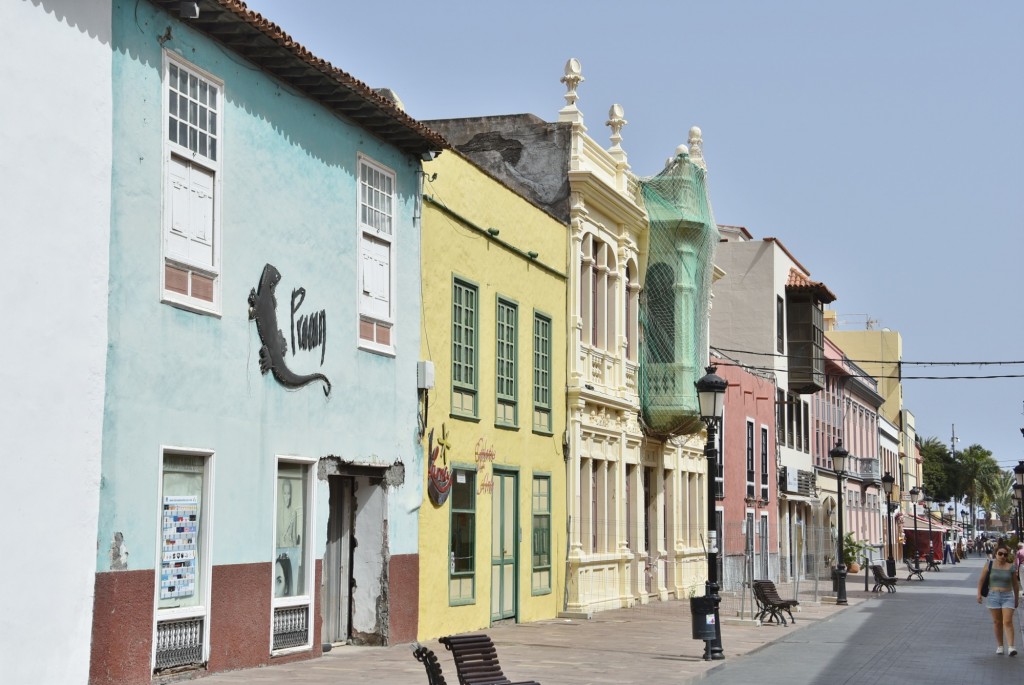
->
[982, 471, 1015, 533]
[956, 444, 999, 535]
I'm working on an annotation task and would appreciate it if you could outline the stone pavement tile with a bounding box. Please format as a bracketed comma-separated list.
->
[196, 587, 869, 684]
[698, 557, 1022, 685]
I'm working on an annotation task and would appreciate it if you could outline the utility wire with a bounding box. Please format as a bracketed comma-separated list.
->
[713, 346, 1024, 367]
[711, 358, 1024, 381]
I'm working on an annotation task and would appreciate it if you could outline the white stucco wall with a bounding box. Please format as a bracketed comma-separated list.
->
[0, 1, 111, 682]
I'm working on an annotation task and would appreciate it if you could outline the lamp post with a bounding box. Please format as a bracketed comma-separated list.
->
[923, 492, 934, 565]
[1013, 482, 1023, 541]
[910, 486, 921, 569]
[1014, 485, 1022, 541]
[696, 365, 727, 661]
[1015, 462, 1024, 540]
[830, 440, 849, 605]
[881, 472, 896, 577]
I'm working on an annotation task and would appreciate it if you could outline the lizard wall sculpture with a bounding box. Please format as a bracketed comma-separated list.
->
[248, 263, 332, 397]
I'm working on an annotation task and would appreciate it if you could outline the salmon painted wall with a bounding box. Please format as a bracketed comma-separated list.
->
[713, 357, 777, 554]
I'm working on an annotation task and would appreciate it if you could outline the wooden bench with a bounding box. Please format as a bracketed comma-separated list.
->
[904, 559, 924, 581]
[925, 554, 941, 572]
[412, 643, 448, 685]
[870, 564, 898, 593]
[752, 579, 798, 626]
[439, 633, 541, 685]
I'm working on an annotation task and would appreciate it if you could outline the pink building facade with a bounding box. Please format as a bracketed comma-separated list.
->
[813, 338, 885, 560]
[711, 354, 778, 586]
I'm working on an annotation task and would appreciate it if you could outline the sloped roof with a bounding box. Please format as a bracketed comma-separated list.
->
[151, 0, 448, 156]
[786, 268, 837, 303]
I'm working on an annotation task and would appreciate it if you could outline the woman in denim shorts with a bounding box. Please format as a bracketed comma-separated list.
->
[977, 543, 1021, 655]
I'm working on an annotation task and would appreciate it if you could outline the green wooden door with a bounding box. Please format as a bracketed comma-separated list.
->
[491, 471, 517, 621]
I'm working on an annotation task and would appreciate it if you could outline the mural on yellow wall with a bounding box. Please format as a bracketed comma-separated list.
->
[474, 439, 496, 494]
[427, 425, 453, 506]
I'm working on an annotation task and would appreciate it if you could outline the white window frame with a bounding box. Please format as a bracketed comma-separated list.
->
[451, 277, 479, 418]
[532, 311, 552, 434]
[495, 295, 518, 427]
[356, 153, 397, 356]
[270, 455, 317, 655]
[160, 52, 223, 316]
[151, 446, 215, 671]
[760, 424, 771, 501]
[746, 419, 755, 499]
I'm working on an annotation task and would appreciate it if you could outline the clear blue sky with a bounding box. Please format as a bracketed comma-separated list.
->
[244, 0, 1024, 471]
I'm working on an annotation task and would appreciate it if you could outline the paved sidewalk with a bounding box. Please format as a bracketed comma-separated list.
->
[197, 576, 878, 684]
[701, 556, 1020, 684]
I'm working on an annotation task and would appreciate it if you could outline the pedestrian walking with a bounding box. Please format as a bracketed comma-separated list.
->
[1016, 542, 1024, 571]
[977, 542, 1021, 656]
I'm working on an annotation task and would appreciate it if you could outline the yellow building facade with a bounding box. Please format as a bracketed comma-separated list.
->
[417, 150, 568, 639]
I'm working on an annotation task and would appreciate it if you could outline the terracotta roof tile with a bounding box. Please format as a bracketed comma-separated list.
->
[786, 268, 837, 303]
[153, 0, 448, 156]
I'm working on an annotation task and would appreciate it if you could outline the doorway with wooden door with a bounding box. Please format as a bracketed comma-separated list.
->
[491, 469, 518, 623]
[323, 475, 353, 645]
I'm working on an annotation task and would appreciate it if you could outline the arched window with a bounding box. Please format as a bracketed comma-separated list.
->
[645, 263, 675, 363]
[625, 260, 639, 362]
[580, 234, 618, 352]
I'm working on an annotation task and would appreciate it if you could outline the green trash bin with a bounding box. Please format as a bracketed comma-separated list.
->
[690, 596, 717, 640]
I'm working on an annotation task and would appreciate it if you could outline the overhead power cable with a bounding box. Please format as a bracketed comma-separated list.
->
[712, 346, 1024, 367]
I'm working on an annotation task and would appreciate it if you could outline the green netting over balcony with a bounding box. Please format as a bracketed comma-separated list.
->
[638, 152, 719, 437]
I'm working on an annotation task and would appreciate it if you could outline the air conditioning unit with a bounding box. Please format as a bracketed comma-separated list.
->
[416, 361, 435, 390]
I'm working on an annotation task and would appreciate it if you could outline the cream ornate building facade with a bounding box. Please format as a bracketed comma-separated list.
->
[558, 61, 708, 614]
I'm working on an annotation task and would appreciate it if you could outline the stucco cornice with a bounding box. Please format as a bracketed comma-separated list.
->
[568, 170, 646, 229]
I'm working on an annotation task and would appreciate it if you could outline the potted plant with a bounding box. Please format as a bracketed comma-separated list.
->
[843, 532, 869, 573]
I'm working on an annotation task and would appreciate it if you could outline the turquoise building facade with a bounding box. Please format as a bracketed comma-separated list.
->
[91, 2, 445, 682]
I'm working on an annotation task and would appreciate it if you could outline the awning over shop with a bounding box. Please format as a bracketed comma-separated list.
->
[903, 514, 948, 532]
[779, 494, 819, 505]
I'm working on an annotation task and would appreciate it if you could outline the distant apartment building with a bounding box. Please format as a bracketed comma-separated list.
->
[711, 226, 836, 581]
[814, 337, 884, 561]
[824, 314, 920, 525]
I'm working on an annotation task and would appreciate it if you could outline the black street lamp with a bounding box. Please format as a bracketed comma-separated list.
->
[961, 509, 969, 537]
[831, 440, 850, 605]
[881, 472, 896, 576]
[1014, 462, 1024, 540]
[910, 486, 921, 569]
[696, 365, 727, 661]
[923, 492, 935, 565]
[1013, 482, 1023, 541]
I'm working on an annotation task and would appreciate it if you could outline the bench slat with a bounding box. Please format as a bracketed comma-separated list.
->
[440, 633, 541, 685]
[752, 580, 798, 626]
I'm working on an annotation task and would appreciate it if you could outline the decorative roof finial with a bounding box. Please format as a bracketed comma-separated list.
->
[688, 126, 705, 170]
[606, 104, 627, 151]
[559, 58, 585, 124]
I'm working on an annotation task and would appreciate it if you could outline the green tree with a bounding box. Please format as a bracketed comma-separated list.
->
[956, 444, 999, 533]
[920, 436, 957, 501]
[982, 470, 1015, 532]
